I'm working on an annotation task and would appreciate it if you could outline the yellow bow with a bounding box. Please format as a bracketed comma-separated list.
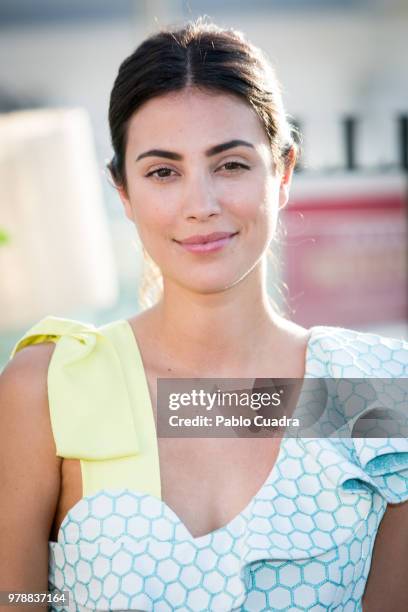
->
[11, 316, 140, 460]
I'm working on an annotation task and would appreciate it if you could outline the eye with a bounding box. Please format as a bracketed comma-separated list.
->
[217, 161, 251, 173]
[145, 166, 178, 180]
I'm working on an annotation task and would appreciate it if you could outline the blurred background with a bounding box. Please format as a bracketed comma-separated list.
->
[0, 0, 407, 368]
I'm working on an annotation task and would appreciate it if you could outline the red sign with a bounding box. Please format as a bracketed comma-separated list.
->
[282, 174, 407, 327]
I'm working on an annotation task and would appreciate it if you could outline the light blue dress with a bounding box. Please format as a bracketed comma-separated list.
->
[14, 321, 408, 611]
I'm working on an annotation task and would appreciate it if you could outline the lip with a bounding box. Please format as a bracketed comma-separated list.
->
[177, 231, 238, 245]
[174, 231, 239, 253]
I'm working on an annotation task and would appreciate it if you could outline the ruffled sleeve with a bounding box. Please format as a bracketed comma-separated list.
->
[10, 316, 140, 460]
[307, 325, 408, 505]
[343, 438, 408, 504]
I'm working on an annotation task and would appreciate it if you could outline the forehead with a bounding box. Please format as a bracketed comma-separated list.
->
[125, 88, 270, 153]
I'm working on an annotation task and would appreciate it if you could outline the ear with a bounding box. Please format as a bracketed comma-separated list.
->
[278, 147, 296, 210]
[117, 184, 134, 222]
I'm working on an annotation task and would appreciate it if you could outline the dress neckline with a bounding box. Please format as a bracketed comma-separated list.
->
[119, 319, 319, 542]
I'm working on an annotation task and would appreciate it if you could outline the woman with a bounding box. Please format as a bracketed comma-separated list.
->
[1, 19, 408, 612]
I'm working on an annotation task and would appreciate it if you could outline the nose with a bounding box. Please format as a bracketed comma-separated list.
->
[182, 172, 221, 221]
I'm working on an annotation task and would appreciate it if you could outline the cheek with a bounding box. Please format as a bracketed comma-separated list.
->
[133, 209, 173, 249]
[127, 185, 175, 236]
[231, 176, 279, 227]
[261, 177, 281, 224]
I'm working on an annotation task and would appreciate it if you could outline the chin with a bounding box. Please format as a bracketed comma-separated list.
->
[193, 284, 235, 295]
[177, 271, 249, 295]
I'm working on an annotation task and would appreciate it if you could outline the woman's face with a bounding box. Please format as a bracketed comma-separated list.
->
[119, 87, 292, 295]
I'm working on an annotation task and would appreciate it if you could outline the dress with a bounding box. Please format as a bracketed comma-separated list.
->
[11, 317, 408, 612]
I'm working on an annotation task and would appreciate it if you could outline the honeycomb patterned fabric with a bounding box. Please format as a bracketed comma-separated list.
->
[11, 318, 408, 611]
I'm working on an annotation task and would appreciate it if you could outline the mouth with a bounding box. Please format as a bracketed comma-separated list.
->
[173, 231, 239, 253]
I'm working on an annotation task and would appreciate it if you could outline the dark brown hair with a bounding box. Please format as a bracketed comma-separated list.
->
[108, 19, 297, 191]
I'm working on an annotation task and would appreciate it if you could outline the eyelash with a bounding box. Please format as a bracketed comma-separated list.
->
[145, 161, 251, 180]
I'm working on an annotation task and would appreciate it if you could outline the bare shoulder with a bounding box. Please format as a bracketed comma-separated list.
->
[0, 342, 61, 593]
[0, 342, 59, 450]
[269, 316, 312, 377]
[127, 305, 160, 342]
[0, 340, 60, 481]
[0, 342, 58, 449]
[273, 315, 311, 342]
[1, 341, 56, 399]
[362, 500, 408, 611]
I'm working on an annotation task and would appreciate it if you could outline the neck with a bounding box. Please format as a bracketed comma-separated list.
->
[140, 262, 291, 376]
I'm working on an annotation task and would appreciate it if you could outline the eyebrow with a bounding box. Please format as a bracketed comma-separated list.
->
[135, 139, 255, 162]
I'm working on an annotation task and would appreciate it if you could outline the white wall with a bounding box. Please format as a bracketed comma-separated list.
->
[0, 3, 406, 170]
